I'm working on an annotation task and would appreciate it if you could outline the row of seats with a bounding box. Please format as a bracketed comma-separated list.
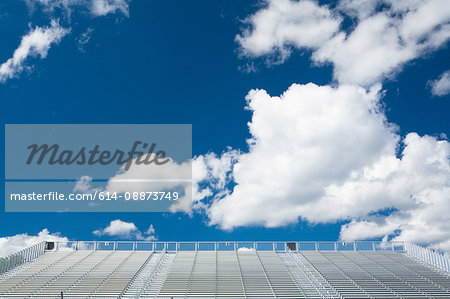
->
[0, 250, 155, 298]
[299, 251, 450, 298]
[1, 249, 449, 298]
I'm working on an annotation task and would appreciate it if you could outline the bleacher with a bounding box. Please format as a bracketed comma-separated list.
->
[0, 241, 449, 298]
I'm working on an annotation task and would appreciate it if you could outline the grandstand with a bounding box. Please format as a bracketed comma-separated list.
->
[0, 241, 449, 298]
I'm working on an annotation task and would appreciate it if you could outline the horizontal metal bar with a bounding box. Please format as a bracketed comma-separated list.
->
[44, 240, 407, 253]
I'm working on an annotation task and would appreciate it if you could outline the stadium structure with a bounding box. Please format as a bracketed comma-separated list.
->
[0, 241, 449, 298]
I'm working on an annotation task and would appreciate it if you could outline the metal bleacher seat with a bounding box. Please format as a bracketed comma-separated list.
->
[0, 241, 449, 298]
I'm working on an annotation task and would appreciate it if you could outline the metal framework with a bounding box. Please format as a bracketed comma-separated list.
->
[0, 241, 46, 275]
[0, 241, 449, 298]
[404, 242, 450, 272]
[39, 240, 450, 273]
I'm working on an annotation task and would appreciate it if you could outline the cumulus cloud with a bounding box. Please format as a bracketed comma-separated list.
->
[338, 133, 450, 252]
[165, 150, 241, 215]
[104, 154, 191, 193]
[24, 0, 130, 17]
[177, 151, 240, 212]
[214, 0, 450, 254]
[0, 229, 69, 257]
[102, 154, 192, 214]
[71, 153, 193, 213]
[429, 70, 450, 96]
[237, 0, 450, 86]
[298, 133, 449, 223]
[93, 219, 157, 240]
[236, 0, 341, 63]
[0, 20, 70, 83]
[192, 83, 450, 253]
[201, 83, 398, 229]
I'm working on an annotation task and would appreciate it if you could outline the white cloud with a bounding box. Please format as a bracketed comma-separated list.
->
[93, 219, 157, 240]
[103, 154, 192, 214]
[0, 229, 69, 257]
[93, 219, 136, 236]
[24, 0, 130, 17]
[168, 150, 240, 214]
[145, 224, 155, 235]
[24, 0, 79, 15]
[90, 0, 129, 17]
[0, 20, 70, 83]
[237, 247, 256, 252]
[104, 154, 191, 193]
[230, 1, 450, 253]
[76, 27, 94, 52]
[338, 133, 450, 252]
[202, 83, 398, 229]
[429, 70, 450, 96]
[340, 186, 450, 254]
[193, 151, 239, 193]
[74, 175, 95, 193]
[340, 219, 398, 241]
[2, 0, 130, 83]
[337, 0, 381, 19]
[298, 133, 449, 223]
[72, 155, 193, 213]
[312, 13, 416, 86]
[236, 0, 341, 63]
[193, 83, 450, 253]
[237, 0, 450, 86]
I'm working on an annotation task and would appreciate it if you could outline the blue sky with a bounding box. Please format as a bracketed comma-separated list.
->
[0, 0, 449, 253]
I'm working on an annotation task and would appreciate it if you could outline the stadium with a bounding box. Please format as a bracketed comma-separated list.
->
[0, 241, 449, 298]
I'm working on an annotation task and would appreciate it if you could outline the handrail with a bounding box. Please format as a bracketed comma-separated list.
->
[286, 250, 338, 298]
[41, 240, 449, 275]
[46, 240, 407, 252]
[404, 242, 450, 273]
[118, 251, 155, 299]
[133, 250, 167, 298]
[0, 241, 46, 275]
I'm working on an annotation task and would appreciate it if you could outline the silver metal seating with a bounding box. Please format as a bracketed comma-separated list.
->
[0, 241, 449, 298]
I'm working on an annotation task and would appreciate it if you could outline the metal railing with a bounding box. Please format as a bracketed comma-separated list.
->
[2, 240, 448, 277]
[47, 241, 406, 253]
[404, 242, 450, 273]
[0, 241, 46, 275]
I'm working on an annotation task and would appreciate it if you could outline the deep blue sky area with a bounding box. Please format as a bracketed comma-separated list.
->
[0, 0, 449, 242]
